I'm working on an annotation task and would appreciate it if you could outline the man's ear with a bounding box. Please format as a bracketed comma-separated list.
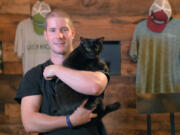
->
[72, 29, 76, 40]
[44, 30, 48, 40]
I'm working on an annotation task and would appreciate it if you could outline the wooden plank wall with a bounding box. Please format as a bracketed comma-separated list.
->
[1, 0, 180, 135]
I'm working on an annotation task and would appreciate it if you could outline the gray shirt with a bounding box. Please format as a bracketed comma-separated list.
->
[130, 18, 180, 94]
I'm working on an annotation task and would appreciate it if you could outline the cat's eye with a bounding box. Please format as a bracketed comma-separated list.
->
[85, 47, 91, 52]
[95, 47, 99, 51]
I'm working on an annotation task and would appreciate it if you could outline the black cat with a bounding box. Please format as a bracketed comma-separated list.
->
[54, 37, 120, 118]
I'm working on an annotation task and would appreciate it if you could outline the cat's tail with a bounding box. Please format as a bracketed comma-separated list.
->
[99, 102, 121, 118]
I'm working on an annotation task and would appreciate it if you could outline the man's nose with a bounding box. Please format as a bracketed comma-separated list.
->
[57, 31, 63, 38]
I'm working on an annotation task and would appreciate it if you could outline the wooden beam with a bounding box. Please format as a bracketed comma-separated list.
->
[0, 0, 30, 15]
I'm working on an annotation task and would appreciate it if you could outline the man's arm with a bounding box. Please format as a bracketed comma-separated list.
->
[43, 65, 108, 96]
[21, 95, 97, 133]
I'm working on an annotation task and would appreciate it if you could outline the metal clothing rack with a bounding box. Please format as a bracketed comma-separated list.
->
[147, 113, 175, 135]
[136, 93, 180, 135]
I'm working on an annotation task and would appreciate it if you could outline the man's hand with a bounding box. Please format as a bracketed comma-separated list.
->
[43, 65, 57, 80]
[70, 99, 97, 127]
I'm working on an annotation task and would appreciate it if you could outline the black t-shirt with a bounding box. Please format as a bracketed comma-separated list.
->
[15, 59, 110, 135]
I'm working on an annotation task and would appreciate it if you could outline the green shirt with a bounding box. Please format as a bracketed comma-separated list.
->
[130, 18, 180, 94]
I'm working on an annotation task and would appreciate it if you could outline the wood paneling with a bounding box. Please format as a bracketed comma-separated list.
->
[3, 62, 22, 75]
[30, 0, 154, 16]
[73, 16, 137, 41]
[0, 14, 28, 41]
[0, 0, 30, 15]
[0, 14, 28, 24]
[0, 24, 17, 41]
[30, 0, 180, 16]
[2, 41, 20, 62]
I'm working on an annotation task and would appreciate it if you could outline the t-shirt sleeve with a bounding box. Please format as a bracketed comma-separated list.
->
[14, 21, 25, 58]
[129, 25, 139, 63]
[97, 60, 110, 83]
[14, 66, 42, 104]
[100, 70, 110, 83]
[96, 65, 110, 92]
[96, 70, 110, 98]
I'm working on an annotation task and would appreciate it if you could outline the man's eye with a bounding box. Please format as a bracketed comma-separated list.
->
[49, 29, 56, 32]
[62, 28, 68, 32]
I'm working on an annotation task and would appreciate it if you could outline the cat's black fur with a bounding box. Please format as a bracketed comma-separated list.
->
[54, 37, 120, 118]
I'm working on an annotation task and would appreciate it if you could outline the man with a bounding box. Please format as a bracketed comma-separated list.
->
[15, 9, 109, 135]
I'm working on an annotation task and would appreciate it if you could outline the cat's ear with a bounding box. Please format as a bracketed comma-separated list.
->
[80, 37, 85, 41]
[99, 37, 104, 43]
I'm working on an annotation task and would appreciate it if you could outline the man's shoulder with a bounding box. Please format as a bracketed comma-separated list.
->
[25, 59, 51, 77]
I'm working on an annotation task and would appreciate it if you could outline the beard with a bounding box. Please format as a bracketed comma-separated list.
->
[50, 43, 72, 56]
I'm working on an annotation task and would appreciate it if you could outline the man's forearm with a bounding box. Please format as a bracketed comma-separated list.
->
[53, 65, 108, 95]
[22, 98, 97, 133]
[22, 112, 67, 133]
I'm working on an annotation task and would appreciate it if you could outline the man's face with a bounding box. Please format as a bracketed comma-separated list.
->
[44, 17, 75, 56]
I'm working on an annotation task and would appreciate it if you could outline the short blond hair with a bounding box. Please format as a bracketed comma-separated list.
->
[44, 9, 74, 30]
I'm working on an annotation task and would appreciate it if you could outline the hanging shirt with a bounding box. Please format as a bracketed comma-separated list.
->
[14, 18, 50, 74]
[130, 18, 180, 94]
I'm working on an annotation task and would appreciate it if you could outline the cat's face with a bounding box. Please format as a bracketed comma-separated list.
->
[80, 37, 104, 59]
